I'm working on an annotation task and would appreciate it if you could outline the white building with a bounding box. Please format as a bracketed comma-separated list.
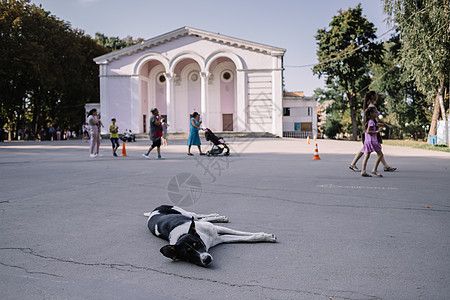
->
[93, 27, 286, 136]
[282, 92, 318, 138]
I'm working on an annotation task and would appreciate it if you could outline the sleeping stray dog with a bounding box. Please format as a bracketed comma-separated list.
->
[144, 205, 277, 267]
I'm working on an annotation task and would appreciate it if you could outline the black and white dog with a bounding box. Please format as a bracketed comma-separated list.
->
[145, 205, 277, 267]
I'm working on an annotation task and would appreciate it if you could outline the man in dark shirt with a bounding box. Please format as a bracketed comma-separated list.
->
[143, 108, 163, 159]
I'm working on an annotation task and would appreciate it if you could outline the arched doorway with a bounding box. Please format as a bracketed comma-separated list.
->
[139, 60, 167, 133]
[172, 58, 202, 132]
[208, 58, 236, 131]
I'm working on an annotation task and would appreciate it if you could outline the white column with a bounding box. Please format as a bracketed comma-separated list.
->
[236, 70, 247, 132]
[165, 72, 175, 132]
[272, 54, 283, 137]
[130, 75, 140, 133]
[200, 72, 208, 128]
[98, 64, 109, 134]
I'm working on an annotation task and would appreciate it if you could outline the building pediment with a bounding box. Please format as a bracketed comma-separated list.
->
[94, 26, 286, 64]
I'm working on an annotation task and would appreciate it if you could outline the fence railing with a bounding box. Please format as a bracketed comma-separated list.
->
[283, 131, 313, 138]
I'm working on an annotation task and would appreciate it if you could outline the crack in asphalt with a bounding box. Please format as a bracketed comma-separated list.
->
[0, 247, 381, 300]
[0, 261, 62, 278]
[210, 189, 450, 213]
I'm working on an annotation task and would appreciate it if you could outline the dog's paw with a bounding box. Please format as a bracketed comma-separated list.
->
[205, 216, 229, 223]
[217, 216, 229, 223]
[264, 233, 277, 243]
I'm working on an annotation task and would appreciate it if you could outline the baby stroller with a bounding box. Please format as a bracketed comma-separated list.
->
[120, 131, 136, 142]
[204, 128, 230, 156]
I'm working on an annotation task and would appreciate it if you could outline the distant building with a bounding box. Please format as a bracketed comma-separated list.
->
[282, 92, 318, 138]
[93, 26, 286, 136]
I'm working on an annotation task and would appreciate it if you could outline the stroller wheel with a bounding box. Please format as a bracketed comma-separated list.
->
[206, 151, 211, 157]
[224, 152, 230, 156]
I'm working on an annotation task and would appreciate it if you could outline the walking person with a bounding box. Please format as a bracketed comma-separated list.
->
[56, 126, 62, 141]
[161, 118, 169, 146]
[49, 125, 55, 141]
[349, 91, 396, 172]
[24, 127, 29, 141]
[39, 126, 45, 141]
[82, 123, 89, 143]
[187, 112, 205, 156]
[360, 107, 385, 177]
[97, 114, 104, 152]
[109, 118, 120, 157]
[143, 108, 163, 159]
[87, 109, 101, 158]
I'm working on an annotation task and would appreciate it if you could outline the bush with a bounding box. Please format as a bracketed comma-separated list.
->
[324, 119, 342, 139]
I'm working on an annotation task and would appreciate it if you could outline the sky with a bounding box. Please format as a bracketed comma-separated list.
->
[30, 0, 393, 96]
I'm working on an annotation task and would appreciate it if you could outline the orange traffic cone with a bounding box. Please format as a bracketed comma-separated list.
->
[121, 140, 128, 156]
[313, 134, 317, 142]
[312, 143, 321, 160]
[307, 136, 310, 144]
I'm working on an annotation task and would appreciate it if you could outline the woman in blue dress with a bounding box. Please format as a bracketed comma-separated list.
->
[187, 112, 205, 156]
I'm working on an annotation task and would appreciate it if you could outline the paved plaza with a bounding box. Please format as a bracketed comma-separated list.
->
[0, 137, 449, 300]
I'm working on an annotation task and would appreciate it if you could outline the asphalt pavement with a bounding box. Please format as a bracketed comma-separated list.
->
[0, 137, 449, 300]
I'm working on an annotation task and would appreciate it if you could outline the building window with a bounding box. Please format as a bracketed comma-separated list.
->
[158, 74, 166, 84]
[190, 72, 199, 82]
[308, 107, 312, 116]
[294, 122, 300, 131]
[301, 122, 312, 131]
[283, 108, 290, 116]
[221, 70, 233, 82]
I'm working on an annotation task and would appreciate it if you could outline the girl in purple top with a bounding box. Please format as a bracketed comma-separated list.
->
[349, 91, 396, 172]
[361, 107, 384, 177]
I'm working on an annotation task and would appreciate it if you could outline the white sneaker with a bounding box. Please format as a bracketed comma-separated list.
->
[97, 153, 104, 157]
[90, 154, 96, 158]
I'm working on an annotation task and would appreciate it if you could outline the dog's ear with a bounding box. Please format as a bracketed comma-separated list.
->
[188, 217, 198, 235]
[160, 245, 177, 260]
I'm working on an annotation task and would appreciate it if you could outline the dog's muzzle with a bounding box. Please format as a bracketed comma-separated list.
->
[200, 253, 213, 266]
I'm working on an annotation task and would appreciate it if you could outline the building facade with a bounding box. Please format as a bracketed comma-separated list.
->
[94, 27, 286, 136]
[282, 92, 318, 138]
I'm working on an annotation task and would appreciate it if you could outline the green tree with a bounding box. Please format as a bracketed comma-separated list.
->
[313, 4, 384, 140]
[0, 0, 107, 138]
[383, 0, 450, 139]
[323, 118, 343, 139]
[94, 33, 144, 51]
[371, 35, 428, 139]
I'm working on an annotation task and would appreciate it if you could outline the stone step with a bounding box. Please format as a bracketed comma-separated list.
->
[101, 132, 277, 139]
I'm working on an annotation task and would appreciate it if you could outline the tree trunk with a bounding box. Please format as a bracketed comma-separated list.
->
[348, 94, 358, 141]
[428, 92, 440, 139]
[438, 74, 446, 120]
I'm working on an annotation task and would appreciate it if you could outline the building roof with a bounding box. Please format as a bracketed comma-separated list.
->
[94, 26, 286, 64]
[284, 91, 305, 97]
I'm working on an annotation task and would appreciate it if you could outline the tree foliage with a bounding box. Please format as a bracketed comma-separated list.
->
[383, 0, 450, 137]
[370, 35, 429, 139]
[323, 118, 343, 139]
[0, 0, 108, 138]
[94, 33, 144, 51]
[383, 0, 450, 98]
[313, 5, 384, 140]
